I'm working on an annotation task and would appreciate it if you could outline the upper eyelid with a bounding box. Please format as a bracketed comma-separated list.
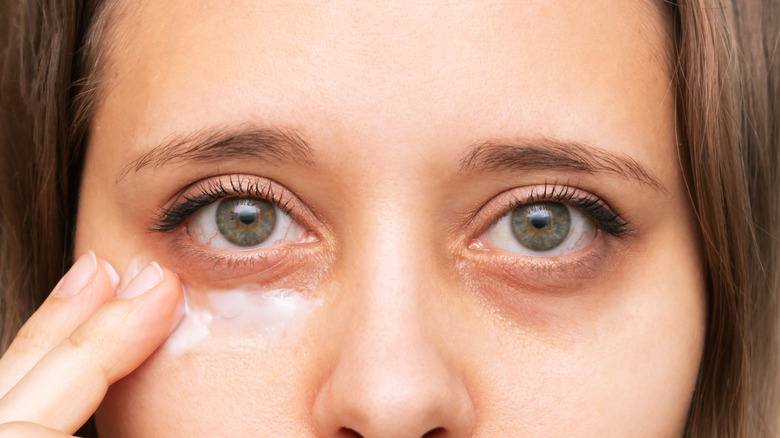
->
[149, 174, 315, 233]
[467, 183, 629, 236]
[151, 177, 627, 243]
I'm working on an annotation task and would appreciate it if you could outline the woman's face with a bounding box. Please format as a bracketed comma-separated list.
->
[75, 1, 706, 436]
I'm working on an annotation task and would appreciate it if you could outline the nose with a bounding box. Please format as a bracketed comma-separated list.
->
[312, 301, 476, 437]
[311, 250, 476, 438]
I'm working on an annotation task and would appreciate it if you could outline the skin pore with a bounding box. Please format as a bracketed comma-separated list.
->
[72, 0, 706, 436]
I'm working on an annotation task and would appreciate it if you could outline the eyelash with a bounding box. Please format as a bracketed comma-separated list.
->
[495, 182, 632, 238]
[150, 176, 294, 233]
[150, 177, 630, 262]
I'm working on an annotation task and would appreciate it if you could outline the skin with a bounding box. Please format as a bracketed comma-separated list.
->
[0, 1, 706, 436]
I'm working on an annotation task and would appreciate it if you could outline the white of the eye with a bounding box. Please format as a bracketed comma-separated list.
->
[187, 200, 303, 250]
[483, 205, 596, 257]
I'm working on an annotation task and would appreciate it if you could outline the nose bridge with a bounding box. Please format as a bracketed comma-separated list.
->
[358, 226, 427, 314]
[345, 178, 435, 313]
[343, 190, 437, 387]
[348, 226, 433, 374]
[312, 187, 475, 438]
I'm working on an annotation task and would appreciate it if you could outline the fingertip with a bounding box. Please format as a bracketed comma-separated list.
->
[60, 264, 187, 382]
[150, 261, 165, 281]
[169, 291, 187, 336]
[101, 260, 121, 291]
[148, 263, 185, 323]
[148, 264, 186, 335]
[155, 264, 184, 297]
[51, 252, 97, 298]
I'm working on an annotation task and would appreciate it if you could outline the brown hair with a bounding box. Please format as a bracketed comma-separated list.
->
[672, 1, 780, 435]
[1, 1, 778, 436]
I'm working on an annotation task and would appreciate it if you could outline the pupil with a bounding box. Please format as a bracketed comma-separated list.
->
[236, 205, 257, 225]
[529, 212, 549, 229]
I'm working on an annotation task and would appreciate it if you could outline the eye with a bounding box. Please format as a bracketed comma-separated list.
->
[188, 196, 304, 250]
[483, 201, 597, 257]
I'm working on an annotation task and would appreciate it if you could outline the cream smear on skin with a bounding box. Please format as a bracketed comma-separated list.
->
[165, 286, 322, 354]
[121, 256, 323, 355]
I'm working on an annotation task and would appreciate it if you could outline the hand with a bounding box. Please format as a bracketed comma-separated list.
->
[0, 252, 184, 436]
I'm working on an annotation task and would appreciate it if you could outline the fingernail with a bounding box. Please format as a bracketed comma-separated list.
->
[103, 260, 121, 290]
[117, 262, 163, 298]
[53, 251, 97, 297]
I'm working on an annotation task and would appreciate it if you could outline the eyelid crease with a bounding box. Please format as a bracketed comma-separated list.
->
[164, 237, 320, 281]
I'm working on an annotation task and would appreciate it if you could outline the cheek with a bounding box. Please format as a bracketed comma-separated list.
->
[95, 273, 326, 435]
[96, 348, 313, 435]
[469, 226, 706, 435]
[94, 253, 705, 438]
[95, 287, 328, 436]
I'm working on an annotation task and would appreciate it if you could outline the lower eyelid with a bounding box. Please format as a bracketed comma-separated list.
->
[461, 236, 610, 291]
[163, 236, 321, 282]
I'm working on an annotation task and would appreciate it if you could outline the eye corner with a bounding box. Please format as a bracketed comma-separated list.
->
[148, 210, 183, 234]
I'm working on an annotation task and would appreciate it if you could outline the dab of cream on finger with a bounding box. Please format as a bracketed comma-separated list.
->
[164, 284, 323, 355]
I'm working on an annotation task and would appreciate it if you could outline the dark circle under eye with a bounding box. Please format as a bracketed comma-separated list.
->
[510, 202, 571, 251]
[215, 197, 276, 247]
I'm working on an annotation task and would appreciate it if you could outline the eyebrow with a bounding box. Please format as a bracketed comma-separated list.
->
[118, 126, 314, 180]
[459, 138, 664, 190]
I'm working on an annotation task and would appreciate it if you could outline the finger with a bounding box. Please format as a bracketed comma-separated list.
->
[0, 263, 184, 434]
[0, 421, 72, 438]
[0, 251, 120, 397]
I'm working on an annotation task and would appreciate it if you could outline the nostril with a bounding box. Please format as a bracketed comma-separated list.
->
[338, 426, 445, 437]
[339, 427, 363, 438]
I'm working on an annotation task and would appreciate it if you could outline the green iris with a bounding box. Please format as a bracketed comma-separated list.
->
[216, 197, 276, 247]
[510, 202, 571, 251]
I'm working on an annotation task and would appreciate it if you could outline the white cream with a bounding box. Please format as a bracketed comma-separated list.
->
[120, 255, 320, 355]
[164, 297, 213, 355]
[164, 285, 322, 355]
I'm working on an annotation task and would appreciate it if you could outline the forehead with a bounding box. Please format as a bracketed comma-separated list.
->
[93, 0, 672, 165]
